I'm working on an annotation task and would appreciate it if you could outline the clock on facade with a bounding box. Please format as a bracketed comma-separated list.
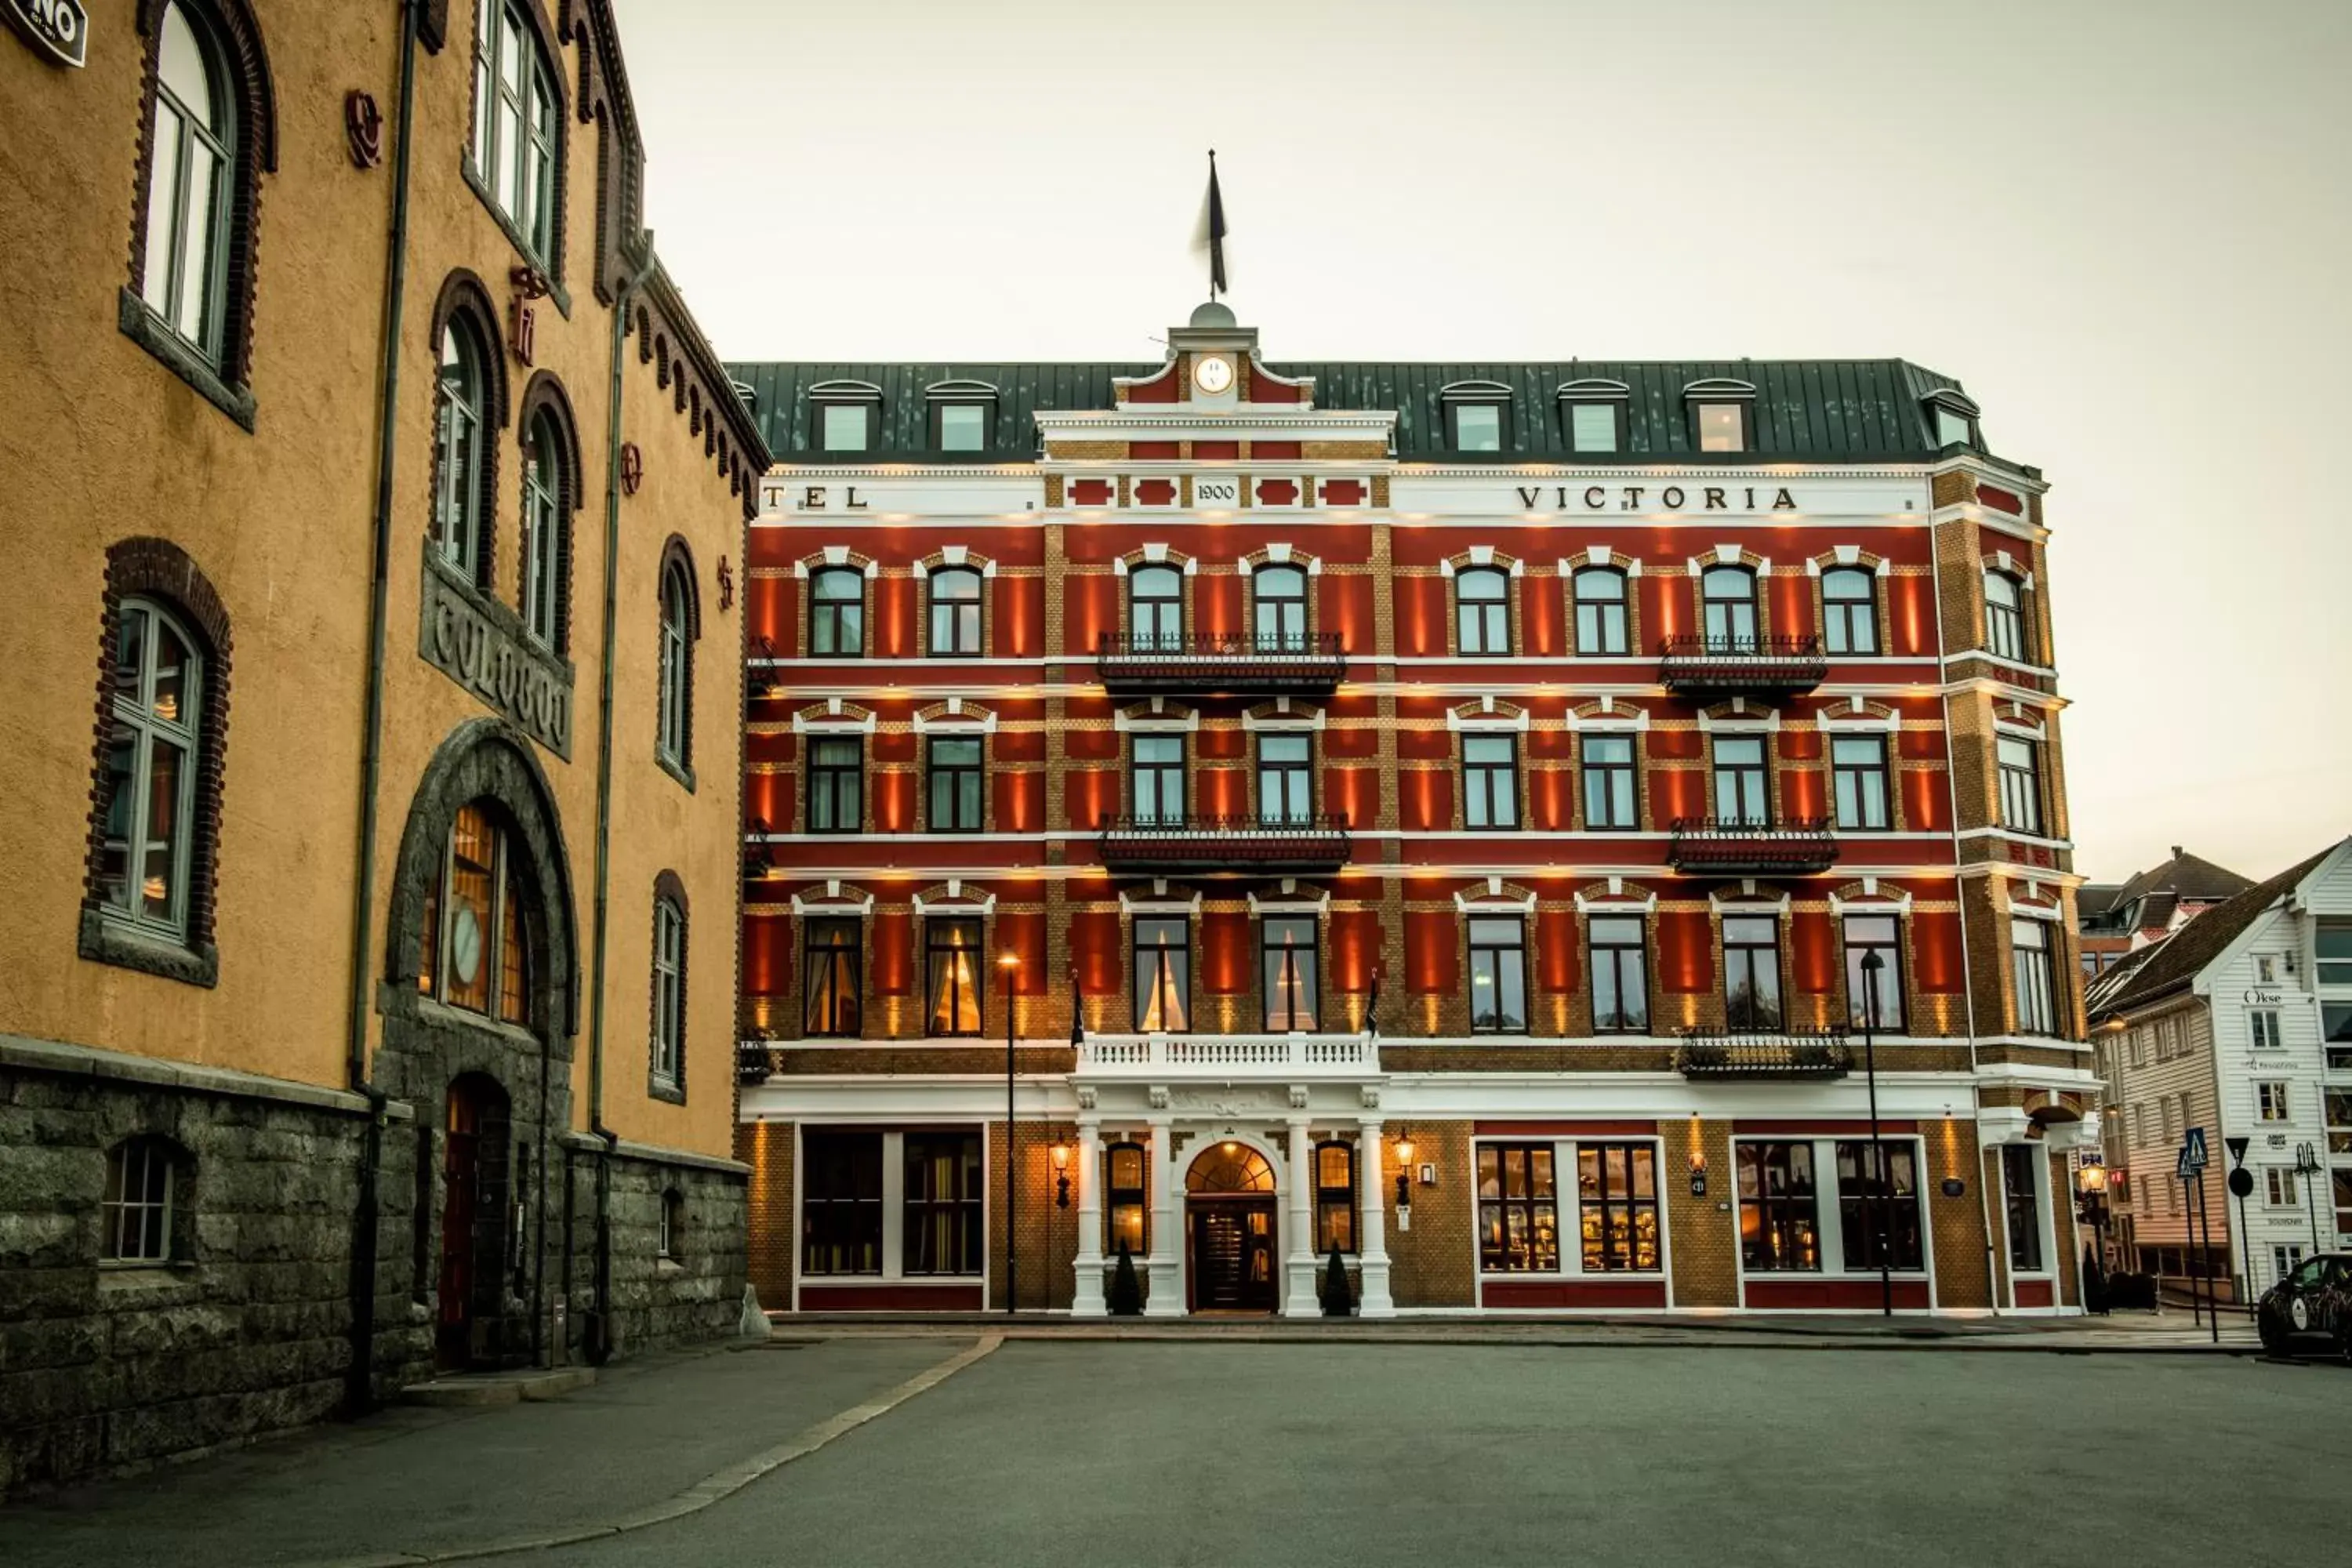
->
[1192, 354, 1233, 395]
[451, 906, 484, 986]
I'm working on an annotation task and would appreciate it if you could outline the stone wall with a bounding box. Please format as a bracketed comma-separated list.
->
[0, 1043, 423, 1497]
[561, 1135, 749, 1359]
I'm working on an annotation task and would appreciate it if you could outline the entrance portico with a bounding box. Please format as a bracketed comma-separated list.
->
[1068, 1031, 1394, 1319]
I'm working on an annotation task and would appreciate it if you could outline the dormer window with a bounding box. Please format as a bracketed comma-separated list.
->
[1684, 379, 1756, 453]
[1440, 381, 1513, 453]
[1557, 379, 1630, 454]
[1926, 390, 1981, 450]
[927, 380, 999, 453]
[809, 380, 883, 452]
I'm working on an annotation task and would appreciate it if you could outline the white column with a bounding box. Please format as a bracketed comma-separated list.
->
[1282, 1116, 1319, 1316]
[1143, 1118, 1182, 1317]
[1357, 1118, 1396, 1316]
[1071, 1116, 1106, 1317]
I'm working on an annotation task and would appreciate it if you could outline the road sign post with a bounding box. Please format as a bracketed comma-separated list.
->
[2226, 1138, 2256, 1321]
[2178, 1133, 2211, 1331]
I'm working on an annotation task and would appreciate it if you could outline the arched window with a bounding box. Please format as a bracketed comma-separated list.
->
[1573, 567, 1628, 655]
[417, 801, 535, 1025]
[140, 3, 234, 360]
[927, 567, 982, 655]
[1700, 566, 1759, 652]
[1984, 571, 2027, 662]
[1253, 564, 1308, 652]
[520, 410, 564, 647]
[434, 316, 490, 581]
[1820, 567, 1878, 655]
[103, 1137, 187, 1264]
[470, 0, 560, 263]
[1186, 1143, 1275, 1193]
[1130, 564, 1183, 652]
[98, 599, 205, 940]
[1456, 567, 1510, 655]
[1313, 1142, 1357, 1254]
[657, 558, 693, 769]
[809, 567, 863, 656]
[652, 889, 685, 1087]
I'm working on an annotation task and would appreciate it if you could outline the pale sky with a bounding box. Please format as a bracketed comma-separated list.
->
[615, 0, 2351, 886]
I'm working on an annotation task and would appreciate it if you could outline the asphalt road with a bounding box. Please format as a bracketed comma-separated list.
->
[549, 1342, 2352, 1568]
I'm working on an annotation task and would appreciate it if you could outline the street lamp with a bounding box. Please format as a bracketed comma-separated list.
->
[1859, 949, 1892, 1318]
[2296, 1142, 2325, 1256]
[1000, 950, 1021, 1316]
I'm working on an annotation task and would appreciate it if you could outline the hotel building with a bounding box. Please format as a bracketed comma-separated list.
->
[730, 302, 2096, 1318]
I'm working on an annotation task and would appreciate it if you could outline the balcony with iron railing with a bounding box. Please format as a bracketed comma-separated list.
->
[1095, 632, 1348, 695]
[1657, 634, 1827, 696]
[1673, 1028, 1853, 1080]
[1075, 1032, 1377, 1078]
[1665, 816, 1838, 875]
[1096, 813, 1351, 871]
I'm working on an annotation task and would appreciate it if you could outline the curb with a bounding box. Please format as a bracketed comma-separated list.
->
[295, 1334, 1003, 1568]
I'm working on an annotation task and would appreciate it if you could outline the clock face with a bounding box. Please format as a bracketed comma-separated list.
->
[1193, 354, 1233, 395]
[451, 906, 484, 986]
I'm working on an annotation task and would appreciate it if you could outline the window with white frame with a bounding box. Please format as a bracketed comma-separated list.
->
[2255, 954, 2279, 984]
[1820, 568, 1879, 655]
[2259, 1081, 2290, 1122]
[1468, 916, 1528, 1033]
[434, 316, 490, 581]
[97, 599, 206, 942]
[1581, 734, 1639, 829]
[1129, 565, 1185, 652]
[1456, 568, 1511, 654]
[1463, 734, 1519, 829]
[2251, 1009, 2284, 1049]
[1711, 735, 1770, 826]
[2266, 1168, 2298, 1207]
[1133, 916, 1189, 1032]
[652, 892, 684, 1087]
[801, 1128, 984, 1280]
[140, 3, 236, 361]
[1984, 571, 2027, 661]
[1997, 735, 2044, 834]
[1261, 915, 1318, 1031]
[1588, 916, 1649, 1033]
[808, 568, 865, 656]
[1831, 735, 1891, 830]
[2011, 916, 2058, 1035]
[1257, 734, 1313, 826]
[656, 559, 693, 770]
[1572, 568, 1629, 655]
[1577, 1145, 1660, 1271]
[520, 412, 564, 647]
[470, 0, 560, 263]
[927, 567, 983, 656]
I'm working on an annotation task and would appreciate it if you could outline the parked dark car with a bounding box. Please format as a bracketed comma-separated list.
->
[2257, 1254, 2352, 1357]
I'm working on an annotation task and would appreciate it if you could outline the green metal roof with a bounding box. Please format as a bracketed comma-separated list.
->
[724, 357, 2010, 469]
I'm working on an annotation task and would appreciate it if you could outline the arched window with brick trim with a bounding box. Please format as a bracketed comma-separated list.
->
[1455, 566, 1511, 655]
[928, 566, 983, 656]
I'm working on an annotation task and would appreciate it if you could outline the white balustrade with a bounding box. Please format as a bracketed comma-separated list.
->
[1074, 1032, 1374, 1077]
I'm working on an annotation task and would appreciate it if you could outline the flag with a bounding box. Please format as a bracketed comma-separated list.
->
[1364, 967, 1381, 1039]
[1189, 150, 1229, 299]
[1069, 964, 1086, 1045]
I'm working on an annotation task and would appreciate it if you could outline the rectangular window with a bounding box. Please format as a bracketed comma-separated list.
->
[2002, 1144, 2045, 1272]
[1468, 916, 1527, 1033]
[1842, 914, 1906, 1031]
[2327, 1090, 2352, 1155]
[1581, 735, 1638, 829]
[2328, 1004, 2352, 1047]
[1567, 401, 1619, 454]
[1835, 1141, 1923, 1271]
[1477, 1144, 1558, 1272]
[1572, 571, 1630, 655]
[807, 736, 862, 833]
[1831, 735, 1890, 830]
[2255, 954, 2278, 984]
[1257, 735, 1313, 826]
[1722, 916, 1784, 1031]
[2337, 1169, 2352, 1238]
[2274, 1244, 2306, 1288]
[2320, 924, 2352, 986]
[1588, 916, 1650, 1033]
[652, 898, 684, 1083]
[1997, 735, 2044, 835]
[2251, 1009, 2283, 1049]
[1451, 401, 1504, 452]
[2267, 1169, 2299, 1207]
[1711, 736, 1769, 826]
[1737, 1142, 1819, 1272]
[1133, 916, 1190, 1032]
[902, 1133, 982, 1276]
[802, 1131, 883, 1276]
[1820, 569, 1880, 655]
[1132, 735, 1185, 826]
[1934, 405, 1973, 447]
[820, 402, 869, 452]
[2129, 1105, 2144, 1148]
[927, 735, 982, 832]
[801, 918, 862, 1037]
[935, 402, 987, 452]
[101, 1142, 174, 1264]
[924, 917, 984, 1037]
[1261, 916, 1318, 1031]
[1463, 735, 1519, 829]
[2259, 1081, 2291, 1122]
[1577, 1145, 1659, 1272]
[1105, 1143, 1148, 1257]
[1314, 1143, 1357, 1254]
[2012, 918, 2058, 1035]
[1694, 402, 1747, 452]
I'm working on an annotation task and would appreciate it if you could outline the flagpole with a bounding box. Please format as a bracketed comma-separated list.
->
[1207, 150, 1218, 301]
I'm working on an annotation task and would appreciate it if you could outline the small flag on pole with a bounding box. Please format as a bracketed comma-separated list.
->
[1364, 967, 1381, 1039]
[1190, 150, 1229, 299]
[1070, 964, 1086, 1046]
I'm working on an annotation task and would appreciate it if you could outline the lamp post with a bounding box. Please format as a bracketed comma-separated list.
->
[1000, 951, 1021, 1316]
[2296, 1142, 2324, 1257]
[1859, 949, 1892, 1317]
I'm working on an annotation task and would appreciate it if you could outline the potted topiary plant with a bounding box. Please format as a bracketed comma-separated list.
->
[1319, 1244, 1354, 1317]
[1109, 1240, 1144, 1317]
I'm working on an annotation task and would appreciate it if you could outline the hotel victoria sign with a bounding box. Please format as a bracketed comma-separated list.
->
[418, 544, 574, 758]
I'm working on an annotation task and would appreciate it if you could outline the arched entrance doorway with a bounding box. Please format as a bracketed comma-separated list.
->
[1185, 1142, 1278, 1314]
[437, 1072, 513, 1369]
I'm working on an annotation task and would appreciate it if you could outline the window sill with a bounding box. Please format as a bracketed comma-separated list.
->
[459, 163, 571, 318]
[657, 751, 696, 794]
[648, 1072, 686, 1106]
[655, 1256, 684, 1278]
[79, 908, 219, 989]
[118, 289, 256, 432]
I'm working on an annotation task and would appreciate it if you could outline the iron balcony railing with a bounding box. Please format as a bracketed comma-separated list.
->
[1095, 632, 1347, 694]
[1673, 1028, 1853, 1080]
[1096, 812, 1351, 870]
[1666, 816, 1838, 874]
[1657, 633, 1828, 695]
